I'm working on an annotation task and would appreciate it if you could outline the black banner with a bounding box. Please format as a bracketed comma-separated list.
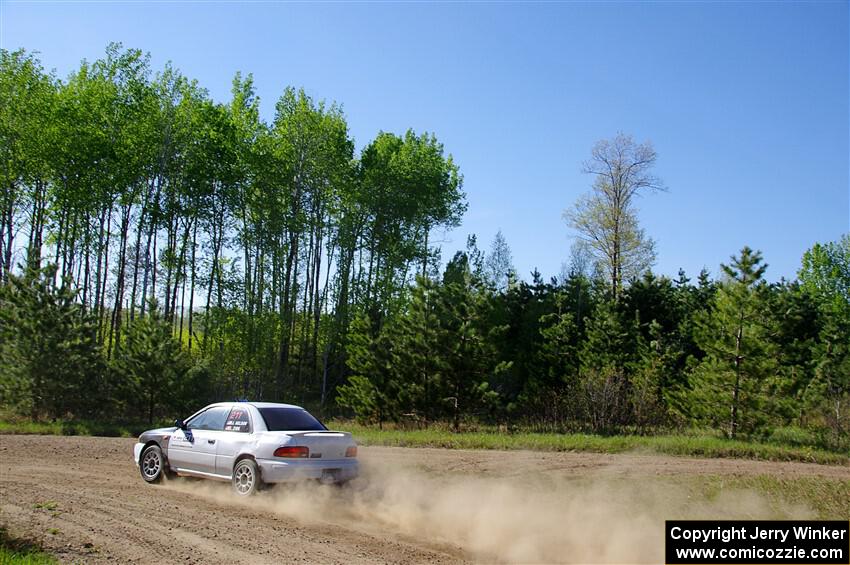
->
[666, 520, 849, 564]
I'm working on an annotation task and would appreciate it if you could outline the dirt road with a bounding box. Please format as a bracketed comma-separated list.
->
[0, 435, 847, 564]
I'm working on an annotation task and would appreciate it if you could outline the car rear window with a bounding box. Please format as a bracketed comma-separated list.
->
[258, 408, 327, 431]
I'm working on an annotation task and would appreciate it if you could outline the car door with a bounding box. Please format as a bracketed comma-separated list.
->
[215, 405, 254, 477]
[168, 406, 230, 476]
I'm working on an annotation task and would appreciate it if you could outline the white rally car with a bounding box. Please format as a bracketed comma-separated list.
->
[133, 402, 359, 496]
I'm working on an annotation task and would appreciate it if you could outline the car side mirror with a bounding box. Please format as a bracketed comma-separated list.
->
[174, 419, 186, 430]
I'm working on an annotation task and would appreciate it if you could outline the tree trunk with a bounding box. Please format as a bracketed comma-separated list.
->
[188, 222, 197, 351]
[109, 203, 134, 357]
[729, 313, 745, 439]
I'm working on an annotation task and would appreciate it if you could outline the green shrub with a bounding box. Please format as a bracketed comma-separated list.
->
[768, 426, 817, 448]
[0, 526, 56, 564]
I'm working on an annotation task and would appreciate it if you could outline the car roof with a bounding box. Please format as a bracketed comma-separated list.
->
[204, 401, 305, 410]
[246, 401, 304, 410]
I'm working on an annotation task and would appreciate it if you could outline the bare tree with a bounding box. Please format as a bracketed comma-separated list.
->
[567, 239, 593, 279]
[483, 229, 515, 292]
[565, 133, 665, 299]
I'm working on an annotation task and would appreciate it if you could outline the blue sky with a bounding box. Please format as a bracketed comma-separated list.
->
[2, 1, 847, 282]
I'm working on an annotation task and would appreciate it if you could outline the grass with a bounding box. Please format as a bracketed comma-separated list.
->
[0, 527, 56, 565]
[31, 502, 57, 512]
[686, 475, 850, 519]
[0, 418, 164, 438]
[0, 413, 845, 465]
[330, 421, 850, 466]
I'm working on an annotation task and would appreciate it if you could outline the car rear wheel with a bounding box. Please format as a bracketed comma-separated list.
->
[232, 459, 261, 496]
[140, 445, 166, 483]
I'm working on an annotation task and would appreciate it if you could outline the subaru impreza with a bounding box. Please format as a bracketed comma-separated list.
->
[134, 402, 359, 496]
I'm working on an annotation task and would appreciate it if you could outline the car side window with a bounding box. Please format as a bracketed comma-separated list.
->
[186, 410, 209, 430]
[224, 406, 251, 433]
[187, 407, 230, 431]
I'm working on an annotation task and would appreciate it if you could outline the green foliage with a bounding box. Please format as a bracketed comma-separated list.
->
[566, 133, 664, 299]
[337, 313, 399, 426]
[767, 426, 817, 448]
[112, 302, 195, 423]
[0, 45, 847, 454]
[576, 300, 637, 432]
[333, 421, 848, 465]
[0, 49, 56, 277]
[0, 415, 159, 437]
[799, 235, 850, 311]
[525, 290, 581, 424]
[436, 256, 505, 429]
[357, 129, 465, 317]
[0, 266, 106, 420]
[336, 374, 381, 425]
[688, 248, 778, 438]
[388, 278, 445, 423]
[797, 236, 850, 446]
[0, 526, 57, 565]
[339, 259, 505, 430]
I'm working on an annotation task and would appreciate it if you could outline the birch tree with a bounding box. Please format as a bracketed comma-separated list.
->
[566, 133, 664, 300]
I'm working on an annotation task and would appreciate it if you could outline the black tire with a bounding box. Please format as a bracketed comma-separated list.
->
[232, 459, 261, 496]
[139, 445, 166, 484]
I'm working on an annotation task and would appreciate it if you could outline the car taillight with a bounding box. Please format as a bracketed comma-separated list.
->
[345, 446, 357, 458]
[274, 446, 309, 458]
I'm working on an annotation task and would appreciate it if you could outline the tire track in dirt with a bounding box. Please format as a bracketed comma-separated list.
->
[0, 435, 847, 563]
[0, 435, 468, 564]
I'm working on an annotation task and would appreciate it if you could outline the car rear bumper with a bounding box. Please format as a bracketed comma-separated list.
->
[256, 457, 359, 483]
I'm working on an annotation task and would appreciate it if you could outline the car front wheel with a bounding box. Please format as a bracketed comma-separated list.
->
[232, 459, 261, 496]
[140, 445, 166, 483]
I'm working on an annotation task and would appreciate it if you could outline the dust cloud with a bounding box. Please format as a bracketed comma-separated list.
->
[165, 455, 813, 564]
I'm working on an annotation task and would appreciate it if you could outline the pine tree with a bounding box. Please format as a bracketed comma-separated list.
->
[0, 265, 105, 419]
[807, 311, 850, 446]
[623, 272, 694, 428]
[336, 313, 400, 427]
[390, 277, 444, 425]
[689, 247, 776, 438]
[578, 300, 637, 431]
[113, 301, 192, 423]
[436, 255, 503, 430]
[529, 291, 581, 426]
